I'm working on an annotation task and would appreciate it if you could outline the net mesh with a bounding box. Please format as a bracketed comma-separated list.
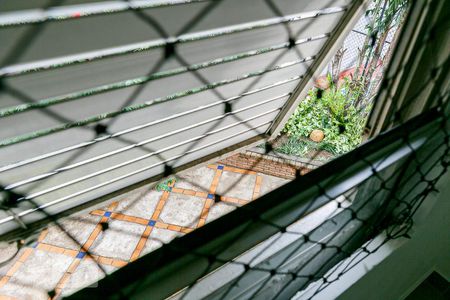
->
[0, 0, 448, 299]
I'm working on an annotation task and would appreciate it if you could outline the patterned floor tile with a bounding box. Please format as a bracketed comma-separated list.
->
[141, 228, 182, 257]
[0, 278, 49, 300]
[0, 163, 295, 299]
[215, 171, 256, 200]
[89, 219, 146, 261]
[0, 249, 73, 299]
[206, 202, 237, 223]
[42, 214, 102, 251]
[61, 260, 116, 297]
[175, 166, 216, 192]
[0, 244, 20, 277]
[159, 193, 205, 227]
[258, 174, 290, 197]
[113, 189, 163, 219]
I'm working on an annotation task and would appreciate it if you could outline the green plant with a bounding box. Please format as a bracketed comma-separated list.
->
[354, 0, 409, 106]
[282, 77, 370, 155]
[276, 138, 319, 156]
[154, 178, 176, 191]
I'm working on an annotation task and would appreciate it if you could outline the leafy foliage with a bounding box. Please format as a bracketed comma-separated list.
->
[154, 178, 176, 191]
[365, 0, 408, 36]
[276, 137, 338, 157]
[282, 77, 370, 155]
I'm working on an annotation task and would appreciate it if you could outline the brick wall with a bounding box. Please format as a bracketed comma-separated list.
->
[219, 152, 312, 180]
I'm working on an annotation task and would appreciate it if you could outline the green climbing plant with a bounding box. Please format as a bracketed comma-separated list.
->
[154, 178, 176, 192]
[282, 76, 370, 155]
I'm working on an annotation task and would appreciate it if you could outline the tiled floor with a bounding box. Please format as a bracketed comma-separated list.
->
[0, 164, 290, 299]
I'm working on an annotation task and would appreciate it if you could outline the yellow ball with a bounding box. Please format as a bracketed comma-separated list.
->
[309, 129, 324, 142]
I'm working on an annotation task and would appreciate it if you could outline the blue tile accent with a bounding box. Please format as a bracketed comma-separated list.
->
[104, 211, 112, 217]
[207, 193, 214, 199]
[217, 165, 224, 170]
[76, 252, 86, 259]
[148, 220, 156, 226]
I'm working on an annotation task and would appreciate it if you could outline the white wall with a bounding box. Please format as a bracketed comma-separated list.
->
[297, 169, 450, 300]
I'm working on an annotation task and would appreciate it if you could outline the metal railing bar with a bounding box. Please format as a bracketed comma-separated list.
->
[0, 0, 214, 28]
[0, 7, 344, 77]
[0, 34, 327, 116]
[11, 109, 280, 202]
[5, 93, 289, 190]
[0, 57, 312, 147]
[0, 120, 273, 225]
[0, 75, 300, 172]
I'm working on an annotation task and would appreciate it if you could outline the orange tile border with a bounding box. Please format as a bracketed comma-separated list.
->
[155, 222, 168, 229]
[167, 224, 182, 231]
[210, 168, 223, 194]
[5, 263, 21, 278]
[128, 185, 171, 262]
[90, 210, 104, 216]
[183, 189, 196, 196]
[252, 175, 263, 200]
[0, 247, 34, 289]
[63, 249, 78, 257]
[195, 191, 208, 198]
[171, 187, 184, 193]
[66, 260, 80, 274]
[51, 202, 118, 297]
[97, 256, 113, 266]
[110, 259, 128, 268]
[129, 226, 153, 262]
[180, 228, 193, 234]
[0, 164, 259, 296]
[0, 277, 10, 289]
[18, 248, 33, 263]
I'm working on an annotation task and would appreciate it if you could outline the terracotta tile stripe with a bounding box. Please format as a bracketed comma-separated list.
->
[155, 222, 168, 229]
[128, 183, 171, 262]
[5, 262, 22, 278]
[55, 260, 80, 290]
[151, 190, 170, 220]
[209, 169, 223, 195]
[198, 198, 215, 228]
[110, 259, 128, 268]
[171, 187, 184, 193]
[0, 247, 34, 288]
[170, 187, 209, 199]
[82, 254, 127, 268]
[36, 243, 78, 257]
[91, 203, 250, 235]
[37, 229, 49, 242]
[220, 196, 249, 205]
[0, 227, 51, 288]
[67, 260, 80, 273]
[195, 191, 208, 198]
[63, 249, 79, 257]
[36, 243, 67, 255]
[129, 226, 153, 262]
[252, 175, 263, 200]
[182, 189, 196, 196]
[52, 202, 118, 298]
[180, 227, 193, 234]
